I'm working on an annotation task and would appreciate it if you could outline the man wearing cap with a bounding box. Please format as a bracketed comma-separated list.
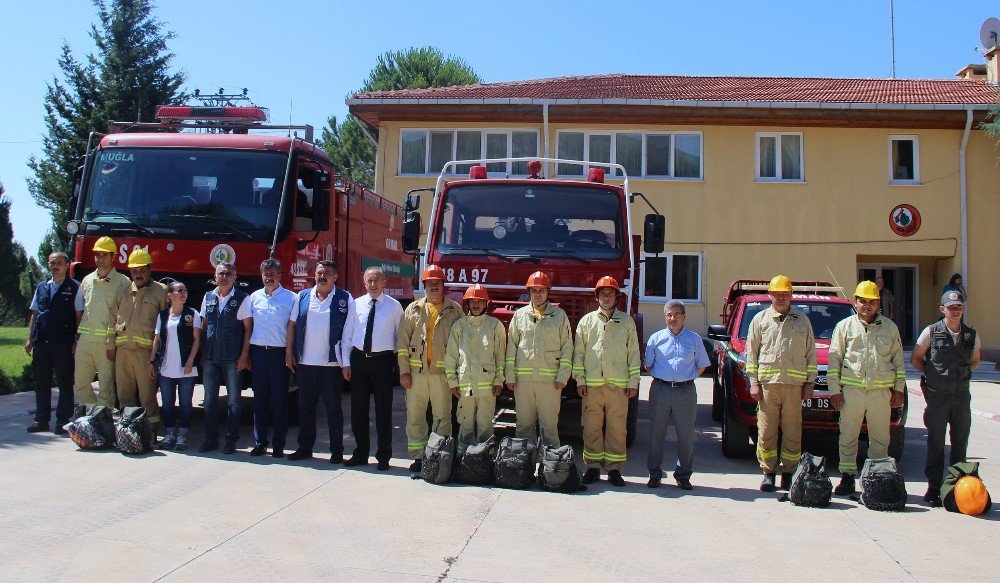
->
[911, 290, 981, 507]
[745, 275, 817, 492]
[573, 276, 640, 487]
[108, 248, 168, 429]
[24, 252, 80, 434]
[827, 280, 906, 496]
[397, 264, 463, 472]
[505, 271, 573, 448]
[75, 236, 130, 408]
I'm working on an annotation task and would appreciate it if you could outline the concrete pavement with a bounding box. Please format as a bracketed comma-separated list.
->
[1, 377, 998, 582]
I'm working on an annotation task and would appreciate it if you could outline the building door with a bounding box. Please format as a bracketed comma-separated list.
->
[858, 264, 917, 345]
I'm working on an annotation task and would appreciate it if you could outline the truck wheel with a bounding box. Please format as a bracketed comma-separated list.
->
[721, 392, 754, 458]
[625, 396, 639, 448]
[711, 370, 724, 422]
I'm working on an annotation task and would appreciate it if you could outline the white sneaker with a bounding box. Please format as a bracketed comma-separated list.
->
[161, 434, 176, 450]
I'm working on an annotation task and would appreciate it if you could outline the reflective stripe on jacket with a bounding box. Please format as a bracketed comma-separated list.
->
[504, 303, 573, 384]
[572, 309, 641, 389]
[827, 315, 905, 394]
[109, 281, 167, 349]
[396, 297, 463, 375]
[745, 306, 817, 385]
[77, 270, 130, 342]
[444, 314, 506, 396]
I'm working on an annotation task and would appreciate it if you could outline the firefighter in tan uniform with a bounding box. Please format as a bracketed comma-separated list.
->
[573, 276, 640, 487]
[505, 271, 573, 448]
[828, 281, 906, 496]
[108, 249, 167, 428]
[75, 236, 130, 408]
[444, 284, 505, 452]
[745, 275, 817, 492]
[397, 265, 463, 473]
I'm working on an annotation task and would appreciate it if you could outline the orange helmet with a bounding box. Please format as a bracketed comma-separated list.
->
[421, 264, 446, 283]
[955, 476, 990, 516]
[594, 276, 621, 295]
[463, 283, 490, 302]
[525, 271, 551, 288]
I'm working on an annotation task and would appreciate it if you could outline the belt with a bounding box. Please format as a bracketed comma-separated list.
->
[251, 344, 286, 351]
[352, 348, 394, 359]
[654, 378, 695, 387]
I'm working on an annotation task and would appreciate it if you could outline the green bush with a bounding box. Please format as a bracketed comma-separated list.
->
[20, 363, 35, 392]
[0, 369, 16, 395]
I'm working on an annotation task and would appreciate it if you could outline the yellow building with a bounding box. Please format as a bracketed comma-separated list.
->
[348, 64, 1000, 357]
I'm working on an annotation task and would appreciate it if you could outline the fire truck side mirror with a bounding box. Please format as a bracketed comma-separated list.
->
[643, 214, 665, 254]
[311, 189, 331, 232]
[402, 212, 421, 253]
[68, 163, 85, 216]
[315, 170, 331, 190]
[404, 192, 420, 212]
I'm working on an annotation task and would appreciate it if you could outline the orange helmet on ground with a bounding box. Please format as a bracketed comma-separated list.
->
[525, 271, 551, 288]
[955, 475, 990, 516]
[421, 264, 446, 283]
[594, 276, 621, 295]
[463, 284, 490, 302]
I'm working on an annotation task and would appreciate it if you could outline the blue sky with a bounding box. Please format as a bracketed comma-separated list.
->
[1, 0, 996, 261]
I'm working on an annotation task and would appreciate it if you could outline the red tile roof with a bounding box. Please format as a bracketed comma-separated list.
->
[354, 74, 999, 105]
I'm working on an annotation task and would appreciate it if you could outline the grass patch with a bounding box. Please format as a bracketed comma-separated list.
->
[0, 327, 30, 392]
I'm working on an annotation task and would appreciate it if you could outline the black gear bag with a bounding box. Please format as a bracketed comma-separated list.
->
[115, 406, 155, 455]
[64, 404, 115, 449]
[421, 419, 456, 484]
[788, 453, 833, 507]
[494, 436, 537, 490]
[860, 457, 907, 512]
[452, 436, 497, 486]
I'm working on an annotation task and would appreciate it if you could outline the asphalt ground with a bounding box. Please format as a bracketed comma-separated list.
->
[1, 376, 998, 582]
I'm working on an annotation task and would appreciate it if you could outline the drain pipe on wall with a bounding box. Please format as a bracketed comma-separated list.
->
[542, 102, 550, 176]
[959, 107, 973, 293]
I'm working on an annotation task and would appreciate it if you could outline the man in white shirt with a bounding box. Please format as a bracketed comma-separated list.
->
[285, 261, 356, 463]
[345, 267, 403, 471]
[245, 258, 296, 458]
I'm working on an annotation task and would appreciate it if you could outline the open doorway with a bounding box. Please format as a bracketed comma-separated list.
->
[858, 264, 918, 346]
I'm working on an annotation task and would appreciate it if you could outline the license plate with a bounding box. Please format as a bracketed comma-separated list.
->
[802, 398, 831, 409]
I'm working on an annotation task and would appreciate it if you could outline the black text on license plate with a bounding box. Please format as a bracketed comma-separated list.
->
[802, 398, 830, 409]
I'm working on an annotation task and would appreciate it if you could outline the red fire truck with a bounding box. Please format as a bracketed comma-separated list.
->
[65, 105, 413, 301]
[401, 158, 664, 446]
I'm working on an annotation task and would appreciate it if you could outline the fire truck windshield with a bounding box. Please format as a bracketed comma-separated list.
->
[82, 147, 288, 241]
[737, 301, 856, 340]
[435, 183, 623, 260]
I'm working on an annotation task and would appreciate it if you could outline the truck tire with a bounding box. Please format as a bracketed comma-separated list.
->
[711, 369, 724, 422]
[721, 375, 754, 458]
[625, 395, 639, 448]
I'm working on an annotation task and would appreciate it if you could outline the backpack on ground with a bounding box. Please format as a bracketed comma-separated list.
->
[788, 453, 833, 507]
[421, 419, 456, 484]
[860, 457, 907, 512]
[494, 436, 537, 490]
[115, 407, 155, 455]
[452, 437, 497, 486]
[941, 461, 993, 514]
[64, 404, 115, 450]
[537, 431, 583, 493]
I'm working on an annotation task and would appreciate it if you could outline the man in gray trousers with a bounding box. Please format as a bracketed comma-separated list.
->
[644, 300, 710, 490]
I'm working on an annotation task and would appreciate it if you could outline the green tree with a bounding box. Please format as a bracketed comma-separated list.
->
[37, 228, 63, 265]
[0, 183, 31, 326]
[27, 0, 185, 248]
[984, 103, 1000, 149]
[320, 47, 481, 188]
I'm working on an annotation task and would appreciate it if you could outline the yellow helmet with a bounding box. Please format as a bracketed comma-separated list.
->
[127, 248, 152, 268]
[92, 236, 117, 254]
[854, 281, 880, 300]
[768, 275, 793, 293]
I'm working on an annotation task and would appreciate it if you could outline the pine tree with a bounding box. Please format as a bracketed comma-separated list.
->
[27, 0, 185, 248]
[0, 182, 31, 325]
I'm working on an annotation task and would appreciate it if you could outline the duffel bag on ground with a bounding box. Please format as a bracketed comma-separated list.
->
[494, 436, 537, 490]
[941, 461, 993, 515]
[537, 440, 583, 493]
[788, 453, 833, 507]
[64, 404, 115, 450]
[115, 406, 155, 455]
[860, 457, 907, 512]
[453, 437, 496, 486]
[421, 419, 456, 484]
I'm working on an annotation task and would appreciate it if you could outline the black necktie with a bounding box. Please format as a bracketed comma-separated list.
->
[363, 297, 376, 353]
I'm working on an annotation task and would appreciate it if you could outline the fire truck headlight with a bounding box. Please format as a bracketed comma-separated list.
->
[66, 220, 80, 235]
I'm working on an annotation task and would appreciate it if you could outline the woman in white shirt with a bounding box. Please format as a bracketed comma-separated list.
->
[149, 282, 202, 450]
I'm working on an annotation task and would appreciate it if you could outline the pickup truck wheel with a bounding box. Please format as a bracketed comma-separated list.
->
[711, 370, 724, 422]
[625, 395, 639, 448]
[721, 391, 754, 458]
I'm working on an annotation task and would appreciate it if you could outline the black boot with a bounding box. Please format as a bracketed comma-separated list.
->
[607, 470, 626, 487]
[834, 474, 855, 496]
[582, 468, 601, 484]
[779, 472, 793, 491]
[409, 459, 423, 473]
[923, 486, 942, 507]
[760, 473, 776, 492]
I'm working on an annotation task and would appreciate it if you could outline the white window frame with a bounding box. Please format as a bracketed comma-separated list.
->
[554, 130, 703, 180]
[397, 128, 540, 177]
[888, 135, 920, 185]
[639, 251, 703, 303]
[755, 131, 805, 183]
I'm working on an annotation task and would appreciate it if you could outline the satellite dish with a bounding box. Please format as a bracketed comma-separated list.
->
[981, 17, 1000, 49]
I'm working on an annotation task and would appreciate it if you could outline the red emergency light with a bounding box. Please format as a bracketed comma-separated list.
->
[469, 165, 488, 179]
[587, 168, 605, 183]
[527, 160, 543, 178]
[155, 106, 268, 123]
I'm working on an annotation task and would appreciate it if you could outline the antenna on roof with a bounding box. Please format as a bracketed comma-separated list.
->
[889, 0, 896, 78]
[980, 17, 1000, 49]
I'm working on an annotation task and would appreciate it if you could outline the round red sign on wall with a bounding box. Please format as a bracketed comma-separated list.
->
[889, 204, 921, 237]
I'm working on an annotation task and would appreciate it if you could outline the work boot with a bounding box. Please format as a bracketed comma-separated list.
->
[222, 440, 236, 455]
[26, 422, 49, 433]
[199, 439, 220, 453]
[249, 442, 267, 456]
[923, 486, 942, 508]
[409, 459, 423, 473]
[607, 470, 626, 487]
[54, 424, 68, 435]
[834, 474, 856, 496]
[779, 472, 793, 491]
[676, 478, 693, 491]
[582, 468, 601, 484]
[760, 473, 776, 492]
[175, 428, 188, 451]
[647, 473, 662, 488]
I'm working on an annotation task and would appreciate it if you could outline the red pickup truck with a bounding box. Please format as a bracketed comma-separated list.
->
[706, 280, 907, 460]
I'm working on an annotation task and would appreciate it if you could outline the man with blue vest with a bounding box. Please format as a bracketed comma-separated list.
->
[25, 252, 80, 434]
[285, 261, 356, 463]
[199, 261, 251, 454]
